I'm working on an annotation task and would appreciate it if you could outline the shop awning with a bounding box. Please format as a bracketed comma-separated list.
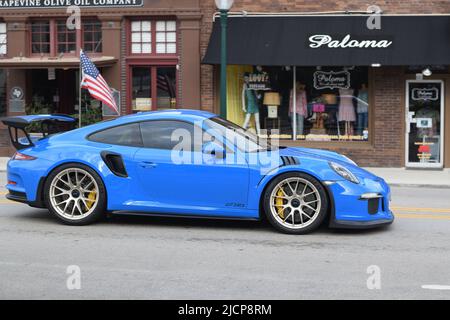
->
[203, 15, 450, 66]
[0, 56, 118, 68]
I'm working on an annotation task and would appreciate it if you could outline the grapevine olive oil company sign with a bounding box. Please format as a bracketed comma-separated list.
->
[314, 71, 351, 90]
[0, 0, 143, 8]
[309, 34, 393, 49]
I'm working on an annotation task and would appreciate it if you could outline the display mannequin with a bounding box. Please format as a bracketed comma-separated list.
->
[242, 73, 261, 135]
[356, 84, 369, 136]
[289, 82, 307, 136]
[338, 88, 356, 136]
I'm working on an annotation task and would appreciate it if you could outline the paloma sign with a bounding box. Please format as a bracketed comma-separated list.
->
[309, 34, 393, 49]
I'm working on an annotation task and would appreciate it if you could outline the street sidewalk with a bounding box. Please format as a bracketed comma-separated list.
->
[0, 157, 449, 188]
[365, 167, 450, 188]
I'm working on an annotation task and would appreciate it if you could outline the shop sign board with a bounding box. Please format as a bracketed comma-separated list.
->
[309, 34, 393, 49]
[412, 88, 439, 101]
[0, 0, 144, 9]
[247, 72, 270, 91]
[313, 70, 351, 90]
[9, 86, 25, 113]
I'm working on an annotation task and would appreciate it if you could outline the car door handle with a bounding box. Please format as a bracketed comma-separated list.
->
[139, 161, 157, 169]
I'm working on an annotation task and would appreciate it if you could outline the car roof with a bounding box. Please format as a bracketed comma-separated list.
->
[118, 109, 217, 123]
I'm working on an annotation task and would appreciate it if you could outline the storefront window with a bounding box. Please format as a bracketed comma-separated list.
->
[131, 21, 152, 54]
[226, 66, 369, 142]
[83, 20, 102, 53]
[156, 67, 177, 109]
[57, 20, 76, 54]
[31, 21, 51, 54]
[0, 23, 6, 55]
[0, 70, 6, 117]
[132, 67, 152, 112]
[130, 66, 177, 112]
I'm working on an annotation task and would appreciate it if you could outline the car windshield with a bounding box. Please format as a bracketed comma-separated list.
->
[205, 117, 275, 153]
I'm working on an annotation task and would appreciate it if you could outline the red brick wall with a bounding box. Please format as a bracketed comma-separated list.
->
[199, 1, 450, 167]
[333, 67, 405, 167]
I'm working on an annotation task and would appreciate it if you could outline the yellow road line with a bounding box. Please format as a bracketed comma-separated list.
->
[392, 206, 450, 213]
[0, 201, 20, 205]
[0, 199, 449, 221]
[395, 213, 450, 221]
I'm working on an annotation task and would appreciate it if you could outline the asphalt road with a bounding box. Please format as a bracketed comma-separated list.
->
[1, 173, 450, 300]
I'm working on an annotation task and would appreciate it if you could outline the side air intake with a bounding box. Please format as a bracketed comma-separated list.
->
[280, 156, 300, 166]
[101, 151, 128, 178]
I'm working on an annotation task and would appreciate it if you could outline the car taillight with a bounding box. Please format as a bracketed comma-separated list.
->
[12, 152, 37, 161]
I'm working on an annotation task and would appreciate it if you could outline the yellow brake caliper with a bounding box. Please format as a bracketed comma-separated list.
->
[86, 190, 97, 210]
[276, 188, 285, 219]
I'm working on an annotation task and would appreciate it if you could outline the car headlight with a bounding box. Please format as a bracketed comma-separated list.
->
[329, 162, 360, 184]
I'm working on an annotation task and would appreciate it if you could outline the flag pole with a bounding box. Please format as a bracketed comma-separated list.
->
[79, 50, 83, 128]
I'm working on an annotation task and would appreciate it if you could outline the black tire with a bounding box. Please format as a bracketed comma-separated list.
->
[44, 163, 107, 226]
[263, 172, 329, 235]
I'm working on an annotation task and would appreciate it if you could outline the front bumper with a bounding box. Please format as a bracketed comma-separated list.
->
[325, 177, 395, 229]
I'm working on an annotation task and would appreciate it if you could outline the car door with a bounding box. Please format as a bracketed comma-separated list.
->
[133, 120, 250, 214]
[87, 122, 143, 210]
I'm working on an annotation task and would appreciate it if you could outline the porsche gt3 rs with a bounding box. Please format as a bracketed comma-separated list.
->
[1, 110, 394, 234]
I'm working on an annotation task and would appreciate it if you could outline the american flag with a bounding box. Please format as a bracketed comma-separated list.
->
[80, 50, 119, 114]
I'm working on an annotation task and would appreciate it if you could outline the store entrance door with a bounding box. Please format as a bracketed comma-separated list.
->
[29, 69, 78, 115]
[406, 80, 445, 168]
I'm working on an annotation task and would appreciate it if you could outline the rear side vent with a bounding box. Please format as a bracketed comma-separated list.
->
[280, 156, 300, 166]
[101, 152, 128, 178]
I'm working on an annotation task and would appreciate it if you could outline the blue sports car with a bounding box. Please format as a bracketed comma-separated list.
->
[2, 110, 394, 234]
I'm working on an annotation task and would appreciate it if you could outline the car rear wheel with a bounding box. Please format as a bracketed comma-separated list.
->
[263, 172, 328, 234]
[44, 163, 106, 226]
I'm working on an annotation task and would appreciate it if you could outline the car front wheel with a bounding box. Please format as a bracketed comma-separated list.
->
[44, 163, 106, 226]
[263, 172, 329, 234]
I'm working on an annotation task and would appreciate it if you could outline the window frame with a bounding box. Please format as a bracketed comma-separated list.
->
[127, 63, 179, 113]
[29, 18, 102, 57]
[127, 18, 178, 57]
[139, 119, 205, 151]
[154, 20, 177, 55]
[82, 19, 103, 54]
[0, 22, 7, 56]
[56, 20, 77, 55]
[139, 119, 232, 153]
[30, 20, 52, 55]
[130, 20, 152, 55]
[87, 122, 144, 148]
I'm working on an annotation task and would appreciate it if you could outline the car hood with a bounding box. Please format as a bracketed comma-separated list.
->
[278, 147, 381, 180]
[279, 147, 353, 163]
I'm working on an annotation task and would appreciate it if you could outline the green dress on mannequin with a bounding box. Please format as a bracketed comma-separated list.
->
[245, 88, 259, 114]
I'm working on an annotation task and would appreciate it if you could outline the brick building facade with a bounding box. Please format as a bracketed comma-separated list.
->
[0, 0, 202, 155]
[200, 1, 450, 168]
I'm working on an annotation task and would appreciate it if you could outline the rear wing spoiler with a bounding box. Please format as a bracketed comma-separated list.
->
[1, 114, 77, 150]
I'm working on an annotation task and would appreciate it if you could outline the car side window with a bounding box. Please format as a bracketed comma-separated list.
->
[140, 120, 205, 151]
[88, 123, 143, 147]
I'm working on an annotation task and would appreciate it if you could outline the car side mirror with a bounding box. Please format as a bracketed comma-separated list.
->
[202, 142, 226, 160]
